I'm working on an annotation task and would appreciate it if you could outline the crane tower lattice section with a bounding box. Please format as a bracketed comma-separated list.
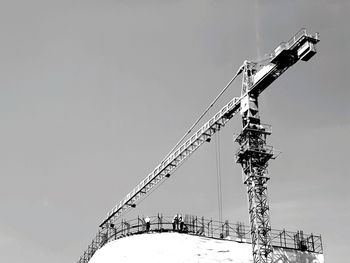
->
[235, 62, 275, 263]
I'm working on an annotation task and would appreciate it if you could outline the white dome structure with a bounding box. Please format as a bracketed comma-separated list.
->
[89, 232, 324, 263]
[90, 232, 252, 263]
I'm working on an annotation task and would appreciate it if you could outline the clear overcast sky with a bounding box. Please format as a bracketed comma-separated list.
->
[0, 1, 349, 262]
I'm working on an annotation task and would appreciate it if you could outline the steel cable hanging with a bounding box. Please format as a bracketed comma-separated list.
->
[215, 131, 223, 223]
[130, 66, 244, 229]
[162, 64, 244, 161]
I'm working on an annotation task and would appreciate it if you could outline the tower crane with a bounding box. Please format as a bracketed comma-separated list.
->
[77, 29, 319, 263]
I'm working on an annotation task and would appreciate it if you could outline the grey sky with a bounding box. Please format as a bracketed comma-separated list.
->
[0, 0, 349, 262]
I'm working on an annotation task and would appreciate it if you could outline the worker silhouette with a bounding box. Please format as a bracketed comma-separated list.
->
[145, 216, 151, 232]
[172, 214, 179, 231]
[179, 215, 184, 232]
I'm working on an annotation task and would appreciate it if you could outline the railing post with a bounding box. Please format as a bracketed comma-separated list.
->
[158, 213, 163, 231]
[207, 219, 212, 237]
[221, 221, 224, 238]
[279, 231, 282, 247]
[138, 216, 140, 233]
[294, 231, 299, 249]
[225, 220, 229, 238]
[201, 216, 204, 235]
[191, 216, 193, 233]
[311, 233, 314, 252]
[191, 216, 194, 233]
[114, 225, 117, 240]
[127, 220, 130, 234]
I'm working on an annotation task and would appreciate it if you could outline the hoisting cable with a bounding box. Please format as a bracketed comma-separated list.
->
[215, 131, 223, 223]
[162, 64, 245, 161]
[103, 64, 245, 228]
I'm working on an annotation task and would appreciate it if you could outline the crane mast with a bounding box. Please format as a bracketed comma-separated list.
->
[77, 29, 319, 263]
[235, 29, 319, 263]
[235, 61, 275, 263]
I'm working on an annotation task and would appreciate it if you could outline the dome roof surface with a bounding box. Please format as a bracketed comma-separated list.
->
[90, 232, 252, 263]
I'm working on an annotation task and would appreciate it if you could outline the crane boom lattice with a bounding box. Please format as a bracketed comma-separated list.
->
[100, 95, 242, 228]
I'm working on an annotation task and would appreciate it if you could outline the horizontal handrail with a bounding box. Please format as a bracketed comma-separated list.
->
[77, 214, 323, 263]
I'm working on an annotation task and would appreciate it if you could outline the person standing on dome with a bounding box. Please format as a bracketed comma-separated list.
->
[172, 214, 178, 231]
[179, 215, 184, 232]
[145, 216, 151, 232]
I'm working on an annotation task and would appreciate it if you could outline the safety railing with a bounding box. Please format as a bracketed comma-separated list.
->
[77, 214, 323, 262]
[270, 228, 323, 254]
[272, 28, 306, 57]
[235, 143, 274, 161]
[271, 28, 319, 61]
[101, 215, 251, 242]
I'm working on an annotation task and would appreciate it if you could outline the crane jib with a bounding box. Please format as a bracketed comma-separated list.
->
[99, 29, 320, 229]
[100, 96, 241, 228]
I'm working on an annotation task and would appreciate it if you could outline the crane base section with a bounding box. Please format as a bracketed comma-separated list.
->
[89, 232, 324, 263]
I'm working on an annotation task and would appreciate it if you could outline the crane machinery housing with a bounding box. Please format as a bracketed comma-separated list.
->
[77, 28, 320, 263]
